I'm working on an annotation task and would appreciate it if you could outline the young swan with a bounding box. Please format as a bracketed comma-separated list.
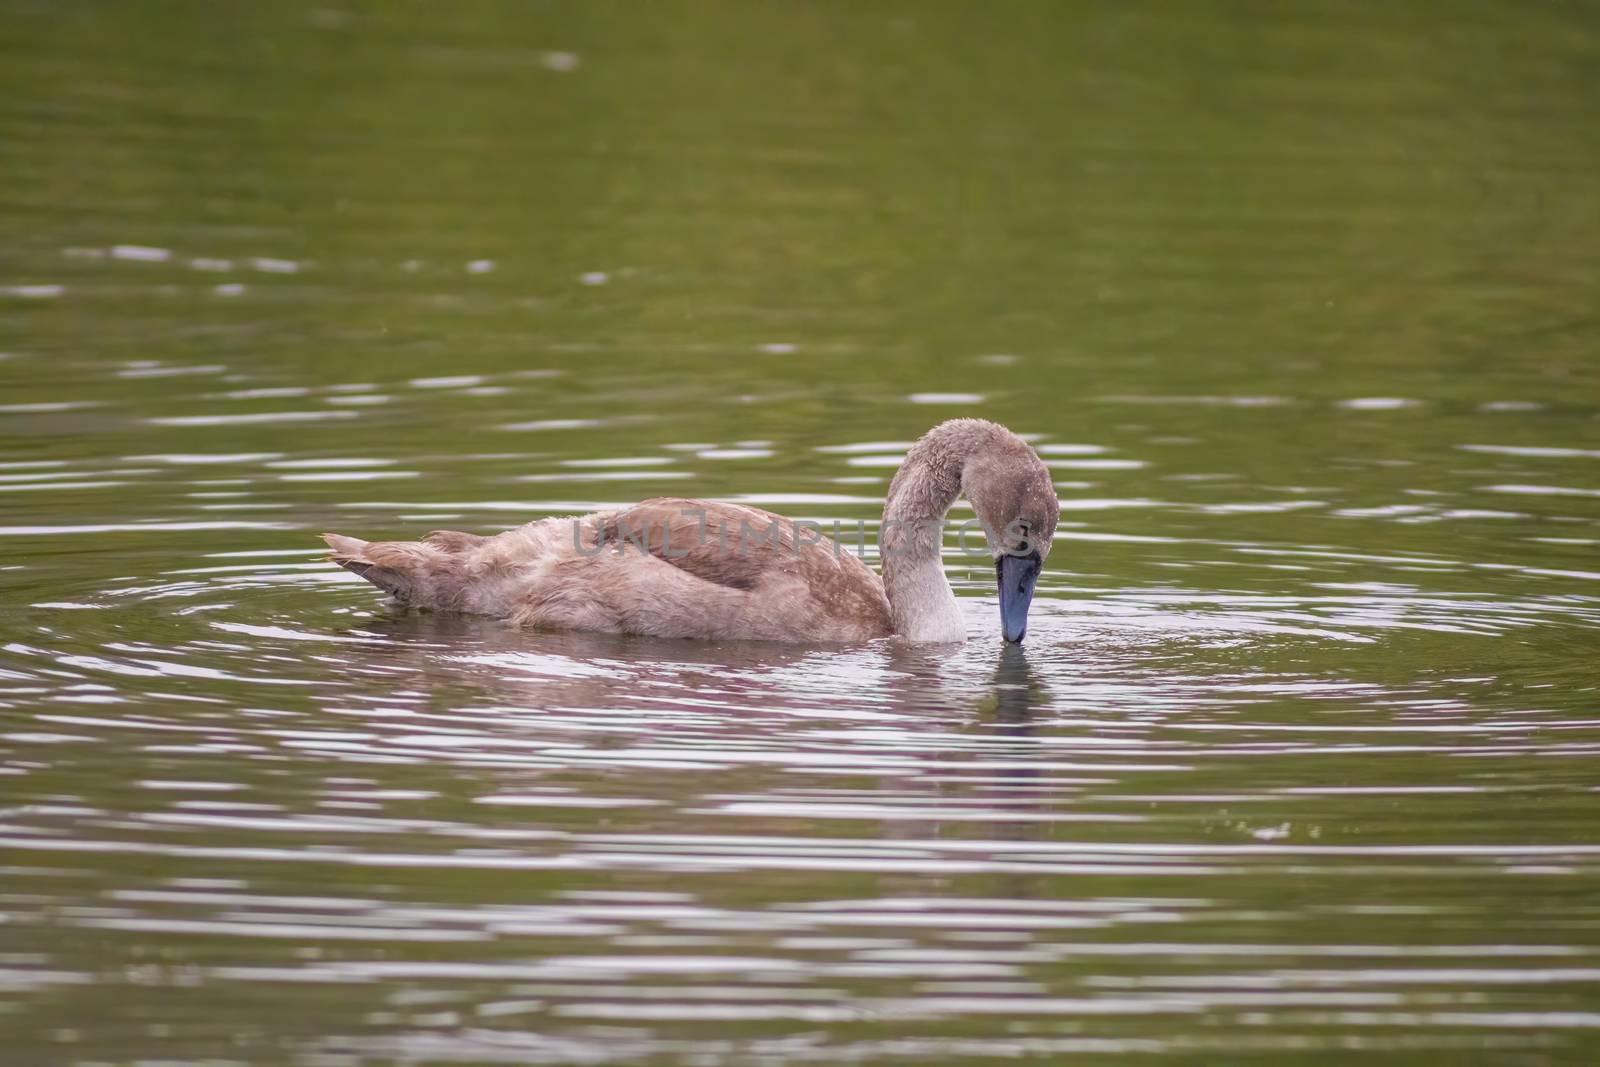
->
[323, 418, 1059, 643]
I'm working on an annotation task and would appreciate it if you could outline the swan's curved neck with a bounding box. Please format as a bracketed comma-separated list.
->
[880, 441, 967, 642]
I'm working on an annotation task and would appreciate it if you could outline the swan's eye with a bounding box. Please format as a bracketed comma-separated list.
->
[1010, 520, 1032, 553]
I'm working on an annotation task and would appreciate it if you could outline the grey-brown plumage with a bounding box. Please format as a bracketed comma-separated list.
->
[324, 418, 1058, 643]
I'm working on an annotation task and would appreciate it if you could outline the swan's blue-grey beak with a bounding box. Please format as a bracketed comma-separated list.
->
[997, 551, 1041, 643]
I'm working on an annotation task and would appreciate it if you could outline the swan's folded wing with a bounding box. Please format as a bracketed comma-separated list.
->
[598, 498, 823, 591]
[596, 498, 891, 637]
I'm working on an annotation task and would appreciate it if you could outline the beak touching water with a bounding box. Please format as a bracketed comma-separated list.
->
[997, 550, 1041, 643]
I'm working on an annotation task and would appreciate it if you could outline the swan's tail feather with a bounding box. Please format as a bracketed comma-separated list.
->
[323, 531, 453, 604]
[322, 532, 370, 562]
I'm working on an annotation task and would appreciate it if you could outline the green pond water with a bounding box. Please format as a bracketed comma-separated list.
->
[2, 2, 1599, 1064]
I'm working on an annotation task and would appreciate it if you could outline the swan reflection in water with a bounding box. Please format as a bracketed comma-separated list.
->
[339, 610, 1012, 725]
[326, 613, 1080, 902]
[325, 611, 1051, 768]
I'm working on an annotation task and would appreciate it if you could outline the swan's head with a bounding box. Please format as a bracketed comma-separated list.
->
[961, 430, 1060, 644]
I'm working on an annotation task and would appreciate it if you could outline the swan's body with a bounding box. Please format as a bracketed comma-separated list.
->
[324, 419, 1059, 643]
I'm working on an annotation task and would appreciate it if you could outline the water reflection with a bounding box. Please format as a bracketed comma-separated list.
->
[989, 643, 1040, 735]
